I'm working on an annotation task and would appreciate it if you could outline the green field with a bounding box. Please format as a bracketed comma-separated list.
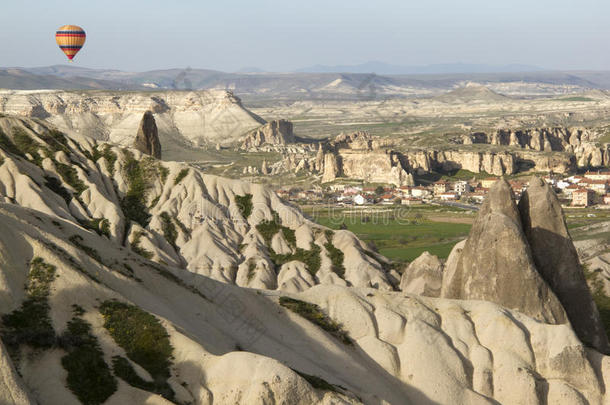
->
[302, 206, 473, 262]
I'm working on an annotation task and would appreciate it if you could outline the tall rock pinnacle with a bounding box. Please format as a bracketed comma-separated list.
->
[133, 111, 161, 159]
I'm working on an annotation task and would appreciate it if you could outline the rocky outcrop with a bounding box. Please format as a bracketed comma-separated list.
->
[133, 111, 161, 159]
[0, 89, 265, 148]
[337, 150, 414, 186]
[519, 177, 610, 352]
[241, 119, 295, 149]
[321, 152, 339, 183]
[400, 252, 443, 297]
[403, 150, 516, 176]
[0, 114, 393, 293]
[441, 179, 568, 324]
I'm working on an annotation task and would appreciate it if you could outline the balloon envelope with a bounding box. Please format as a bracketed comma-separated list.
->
[55, 25, 86, 61]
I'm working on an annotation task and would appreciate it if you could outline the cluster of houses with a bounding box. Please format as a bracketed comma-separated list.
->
[549, 170, 610, 207]
[275, 170, 610, 208]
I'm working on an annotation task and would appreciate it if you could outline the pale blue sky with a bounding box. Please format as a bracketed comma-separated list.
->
[0, 0, 607, 72]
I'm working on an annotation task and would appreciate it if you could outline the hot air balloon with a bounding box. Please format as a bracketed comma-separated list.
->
[55, 25, 86, 61]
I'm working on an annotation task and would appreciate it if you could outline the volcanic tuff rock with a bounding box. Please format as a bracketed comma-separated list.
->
[441, 179, 568, 324]
[133, 111, 161, 159]
[0, 115, 392, 292]
[241, 119, 296, 149]
[0, 89, 265, 148]
[3, 115, 610, 404]
[519, 177, 610, 353]
[399, 252, 443, 297]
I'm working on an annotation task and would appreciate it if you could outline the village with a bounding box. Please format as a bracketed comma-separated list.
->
[275, 170, 610, 209]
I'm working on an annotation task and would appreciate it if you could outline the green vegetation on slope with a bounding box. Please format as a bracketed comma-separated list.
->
[235, 193, 253, 219]
[1, 258, 57, 359]
[60, 305, 117, 405]
[279, 296, 352, 345]
[130, 230, 154, 259]
[585, 265, 610, 340]
[99, 300, 175, 400]
[159, 212, 178, 249]
[256, 211, 323, 275]
[173, 168, 189, 185]
[120, 150, 152, 227]
[324, 230, 345, 278]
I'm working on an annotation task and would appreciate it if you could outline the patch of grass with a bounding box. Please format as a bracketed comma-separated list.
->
[292, 369, 343, 393]
[0, 128, 25, 157]
[12, 127, 47, 166]
[159, 212, 178, 249]
[272, 244, 322, 276]
[101, 145, 118, 176]
[1, 258, 57, 358]
[324, 231, 345, 278]
[120, 150, 151, 227]
[282, 227, 296, 248]
[41, 129, 71, 154]
[55, 161, 87, 195]
[279, 297, 352, 345]
[557, 96, 595, 102]
[256, 212, 283, 245]
[60, 306, 117, 405]
[247, 259, 257, 281]
[131, 231, 154, 259]
[99, 301, 174, 386]
[158, 165, 169, 184]
[173, 168, 189, 185]
[112, 356, 174, 400]
[78, 218, 111, 238]
[309, 206, 471, 262]
[585, 265, 610, 341]
[235, 194, 253, 219]
[69, 235, 103, 264]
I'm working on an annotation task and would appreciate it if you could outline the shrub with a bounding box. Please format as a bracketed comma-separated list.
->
[99, 301, 174, 383]
[60, 307, 117, 405]
[55, 161, 87, 195]
[131, 231, 154, 259]
[235, 194, 253, 219]
[120, 150, 151, 227]
[101, 145, 118, 176]
[1, 258, 57, 358]
[585, 265, 610, 340]
[279, 297, 352, 345]
[282, 227, 296, 248]
[158, 165, 169, 184]
[256, 212, 282, 245]
[173, 168, 189, 185]
[272, 244, 321, 276]
[12, 127, 47, 166]
[112, 356, 174, 400]
[78, 218, 111, 238]
[324, 231, 345, 279]
[0, 128, 24, 157]
[159, 212, 178, 249]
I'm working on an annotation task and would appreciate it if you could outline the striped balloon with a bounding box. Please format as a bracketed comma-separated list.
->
[55, 25, 86, 61]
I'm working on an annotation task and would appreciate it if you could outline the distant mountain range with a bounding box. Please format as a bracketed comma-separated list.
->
[2, 64, 610, 100]
[295, 61, 545, 75]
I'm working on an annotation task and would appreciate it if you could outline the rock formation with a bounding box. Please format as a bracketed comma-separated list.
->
[2, 114, 610, 404]
[0, 89, 265, 148]
[0, 114, 392, 292]
[441, 179, 568, 324]
[241, 119, 295, 150]
[133, 111, 161, 159]
[399, 252, 443, 297]
[519, 177, 610, 352]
